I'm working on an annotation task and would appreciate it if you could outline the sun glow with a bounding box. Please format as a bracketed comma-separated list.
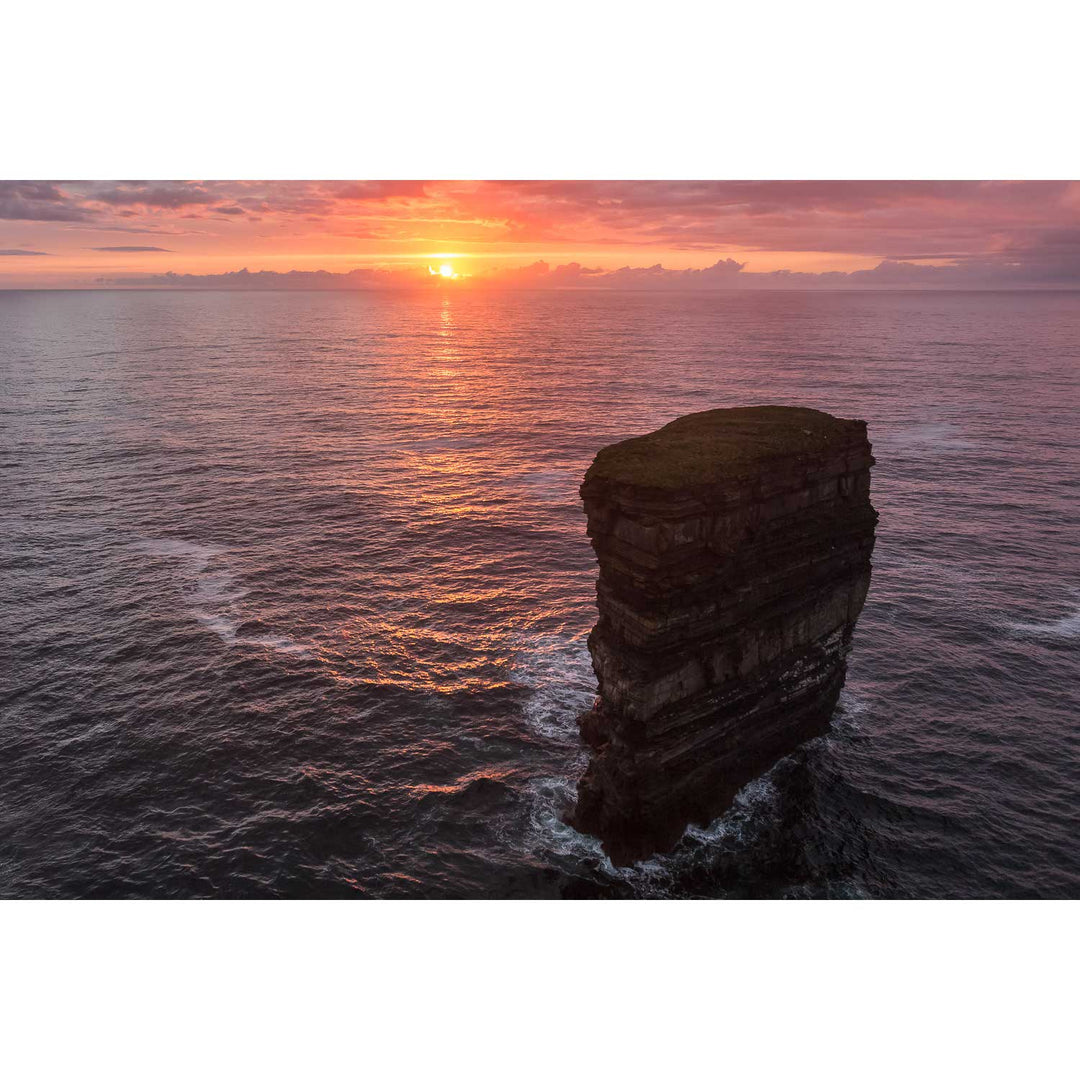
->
[429, 262, 458, 280]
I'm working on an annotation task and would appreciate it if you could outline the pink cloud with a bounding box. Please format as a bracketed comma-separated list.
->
[7, 181, 1080, 287]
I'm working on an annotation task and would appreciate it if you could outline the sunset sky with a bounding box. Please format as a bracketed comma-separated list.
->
[3, 180, 1080, 289]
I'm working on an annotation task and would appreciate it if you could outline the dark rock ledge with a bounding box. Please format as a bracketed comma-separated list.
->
[567, 406, 878, 865]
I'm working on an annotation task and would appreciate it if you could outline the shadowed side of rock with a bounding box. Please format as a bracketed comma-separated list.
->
[567, 406, 878, 865]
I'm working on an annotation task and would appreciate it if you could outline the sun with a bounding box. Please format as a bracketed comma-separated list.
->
[439, 263, 455, 278]
[429, 262, 459, 280]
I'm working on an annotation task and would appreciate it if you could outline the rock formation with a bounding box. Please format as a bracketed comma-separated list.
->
[568, 406, 877, 864]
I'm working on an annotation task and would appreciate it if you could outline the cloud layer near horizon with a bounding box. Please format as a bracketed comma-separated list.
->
[4, 180, 1080, 288]
[95, 254, 1080, 291]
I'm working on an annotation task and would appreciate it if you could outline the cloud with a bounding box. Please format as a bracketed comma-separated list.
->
[96, 266, 421, 289]
[8, 179, 1080, 262]
[450, 180, 1080, 260]
[492, 260, 606, 285]
[90, 183, 218, 209]
[329, 181, 428, 201]
[0, 248, 51, 256]
[0, 181, 91, 222]
[11, 181, 1080, 288]
[598, 257, 748, 288]
[95, 248, 1080, 291]
[89, 245, 173, 252]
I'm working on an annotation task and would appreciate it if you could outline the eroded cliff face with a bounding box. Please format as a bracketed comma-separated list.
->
[568, 406, 877, 864]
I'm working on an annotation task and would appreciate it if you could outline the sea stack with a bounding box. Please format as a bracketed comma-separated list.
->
[569, 406, 877, 864]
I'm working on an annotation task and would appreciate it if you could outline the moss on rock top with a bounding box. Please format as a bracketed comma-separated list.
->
[584, 405, 865, 489]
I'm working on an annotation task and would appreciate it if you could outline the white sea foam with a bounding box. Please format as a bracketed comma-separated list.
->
[142, 537, 224, 568]
[509, 631, 595, 742]
[509, 627, 786, 892]
[520, 751, 784, 898]
[881, 420, 976, 451]
[833, 685, 873, 733]
[1007, 602, 1080, 639]
[141, 538, 311, 656]
[681, 773, 782, 849]
[242, 634, 313, 655]
[520, 773, 676, 894]
[520, 767, 784, 898]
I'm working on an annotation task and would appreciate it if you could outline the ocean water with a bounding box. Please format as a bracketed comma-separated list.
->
[1, 287, 1078, 899]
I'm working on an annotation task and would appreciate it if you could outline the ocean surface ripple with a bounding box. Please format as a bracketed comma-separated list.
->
[1, 288, 1078, 898]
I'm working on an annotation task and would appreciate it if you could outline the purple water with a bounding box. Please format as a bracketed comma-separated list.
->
[1, 287, 1078, 897]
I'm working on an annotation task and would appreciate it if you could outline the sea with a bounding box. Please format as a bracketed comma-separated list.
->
[1, 287, 1078, 898]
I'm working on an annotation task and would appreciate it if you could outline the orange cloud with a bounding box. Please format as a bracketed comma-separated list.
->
[3, 181, 1080, 288]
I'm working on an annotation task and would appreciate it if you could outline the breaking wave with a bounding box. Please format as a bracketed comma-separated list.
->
[509, 631, 595, 742]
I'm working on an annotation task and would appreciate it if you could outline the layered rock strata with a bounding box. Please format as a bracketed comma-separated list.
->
[569, 406, 877, 864]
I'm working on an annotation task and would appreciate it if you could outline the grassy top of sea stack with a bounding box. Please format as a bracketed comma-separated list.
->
[584, 405, 865, 490]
